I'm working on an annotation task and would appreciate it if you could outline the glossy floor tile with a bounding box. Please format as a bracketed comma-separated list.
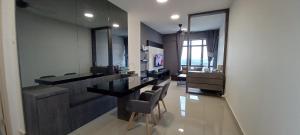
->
[69, 81, 242, 135]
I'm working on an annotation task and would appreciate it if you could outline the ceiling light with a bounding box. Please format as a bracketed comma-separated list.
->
[112, 23, 120, 28]
[156, 0, 168, 3]
[171, 14, 180, 20]
[84, 12, 94, 18]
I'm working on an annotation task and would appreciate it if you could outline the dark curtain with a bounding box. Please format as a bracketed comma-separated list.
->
[123, 37, 128, 67]
[176, 32, 186, 71]
[206, 30, 219, 68]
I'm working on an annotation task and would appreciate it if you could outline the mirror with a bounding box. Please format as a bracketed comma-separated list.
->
[15, 0, 128, 87]
[187, 12, 227, 72]
[94, 28, 110, 67]
[186, 10, 229, 95]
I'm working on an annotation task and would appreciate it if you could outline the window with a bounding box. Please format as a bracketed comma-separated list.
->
[181, 39, 211, 68]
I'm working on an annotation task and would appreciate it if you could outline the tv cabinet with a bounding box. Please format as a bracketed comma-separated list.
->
[147, 69, 170, 83]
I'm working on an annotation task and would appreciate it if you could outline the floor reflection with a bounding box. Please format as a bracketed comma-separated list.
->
[179, 96, 186, 117]
[189, 95, 200, 101]
[69, 81, 242, 135]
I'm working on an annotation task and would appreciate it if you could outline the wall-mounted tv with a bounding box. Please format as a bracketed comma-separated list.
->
[154, 54, 164, 67]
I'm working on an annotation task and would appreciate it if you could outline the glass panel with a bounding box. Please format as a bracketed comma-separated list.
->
[203, 46, 209, 67]
[189, 13, 226, 71]
[183, 41, 188, 46]
[181, 47, 187, 65]
[109, 2, 128, 67]
[191, 46, 201, 65]
[191, 40, 202, 46]
[15, 0, 129, 87]
[203, 40, 207, 45]
[16, 0, 78, 87]
[95, 29, 109, 66]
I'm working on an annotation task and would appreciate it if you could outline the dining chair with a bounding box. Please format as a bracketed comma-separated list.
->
[126, 88, 162, 135]
[149, 80, 171, 119]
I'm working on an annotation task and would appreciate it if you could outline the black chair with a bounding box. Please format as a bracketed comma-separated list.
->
[126, 88, 162, 135]
[40, 75, 56, 79]
[149, 80, 171, 118]
[64, 72, 77, 76]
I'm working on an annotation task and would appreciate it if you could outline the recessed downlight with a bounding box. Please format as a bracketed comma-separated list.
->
[171, 14, 180, 20]
[112, 23, 120, 28]
[156, 0, 168, 3]
[84, 12, 94, 18]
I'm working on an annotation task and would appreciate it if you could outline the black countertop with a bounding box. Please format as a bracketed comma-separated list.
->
[35, 73, 104, 85]
[87, 76, 157, 97]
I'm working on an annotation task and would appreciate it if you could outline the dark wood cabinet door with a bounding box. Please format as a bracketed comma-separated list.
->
[37, 93, 70, 135]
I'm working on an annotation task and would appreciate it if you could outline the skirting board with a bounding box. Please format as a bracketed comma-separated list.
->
[224, 97, 245, 135]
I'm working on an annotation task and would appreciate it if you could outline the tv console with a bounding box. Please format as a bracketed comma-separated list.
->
[147, 68, 170, 83]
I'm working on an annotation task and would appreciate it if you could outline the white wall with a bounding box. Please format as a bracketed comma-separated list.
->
[226, 0, 300, 135]
[0, 0, 25, 134]
[16, 10, 92, 87]
[128, 13, 141, 75]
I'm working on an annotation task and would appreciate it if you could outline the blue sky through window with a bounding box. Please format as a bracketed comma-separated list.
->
[181, 39, 210, 67]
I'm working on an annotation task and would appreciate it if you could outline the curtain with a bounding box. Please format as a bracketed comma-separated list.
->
[206, 30, 219, 68]
[176, 32, 185, 71]
[123, 37, 128, 67]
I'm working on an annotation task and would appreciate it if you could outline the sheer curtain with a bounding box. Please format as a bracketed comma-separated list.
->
[176, 32, 186, 71]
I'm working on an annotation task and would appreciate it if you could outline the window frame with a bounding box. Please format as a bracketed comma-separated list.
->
[181, 39, 209, 68]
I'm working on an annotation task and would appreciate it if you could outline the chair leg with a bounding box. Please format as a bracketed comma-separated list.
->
[127, 112, 136, 130]
[161, 100, 167, 112]
[145, 114, 151, 135]
[134, 113, 139, 121]
[157, 103, 161, 119]
[151, 111, 157, 125]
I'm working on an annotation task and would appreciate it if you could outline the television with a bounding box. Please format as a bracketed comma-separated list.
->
[154, 54, 164, 67]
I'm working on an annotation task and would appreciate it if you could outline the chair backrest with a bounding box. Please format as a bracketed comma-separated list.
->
[160, 81, 171, 99]
[149, 88, 163, 109]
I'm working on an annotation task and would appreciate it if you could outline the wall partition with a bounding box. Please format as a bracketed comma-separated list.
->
[16, 0, 128, 87]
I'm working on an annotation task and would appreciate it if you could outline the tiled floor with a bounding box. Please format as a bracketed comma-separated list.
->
[69, 81, 242, 135]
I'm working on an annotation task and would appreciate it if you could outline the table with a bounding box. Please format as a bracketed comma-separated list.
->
[147, 69, 170, 83]
[177, 74, 187, 85]
[187, 71, 224, 96]
[87, 76, 157, 121]
[35, 73, 104, 85]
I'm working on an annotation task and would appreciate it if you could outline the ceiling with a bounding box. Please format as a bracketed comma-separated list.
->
[190, 13, 226, 32]
[108, 0, 232, 34]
